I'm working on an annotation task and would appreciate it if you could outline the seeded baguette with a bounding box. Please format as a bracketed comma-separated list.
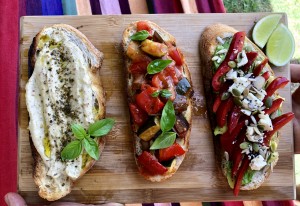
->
[122, 21, 193, 182]
[200, 24, 279, 191]
[26, 24, 105, 201]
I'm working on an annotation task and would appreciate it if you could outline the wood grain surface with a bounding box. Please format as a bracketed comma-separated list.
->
[18, 13, 295, 204]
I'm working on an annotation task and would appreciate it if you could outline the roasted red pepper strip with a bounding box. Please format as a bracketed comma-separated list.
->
[264, 112, 295, 146]
[242, 51, 258, 72]
[233, 157, 251, 196]
[262, 71, 271, 81]
[253, 58, 268, 77]
[228, 105, 242, 134]
[213, 95, 222, 113]
[129, 103, 148, 126]
[231, 131, 246, 177]
[212, 31, 246, 91]
[158, 143, 185, 162]
[216, 97, 234, 127]
[263, 98, 284, 115]
[169, 46, 183, 66]
[137, 151, 168, 175]
[265, 77, 289, 100]
[221, 119, 246, 156]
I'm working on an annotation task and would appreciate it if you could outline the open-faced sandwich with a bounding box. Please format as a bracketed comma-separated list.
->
[200, 24, 294, 195]
[26, 24, 111, 201]
[122, 20, 193, 182]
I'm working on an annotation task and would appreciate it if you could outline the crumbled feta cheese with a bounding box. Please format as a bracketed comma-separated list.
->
[250, 155, 267, 170]
[217, 36, 225, 44]
[228, 77, 251, 95]
[237, 50, 248, 68]
[258, 113, 273, 131]
[241, 109, 251, 116]
[247, 93, 264, 110]
[226, 69, 237, 80]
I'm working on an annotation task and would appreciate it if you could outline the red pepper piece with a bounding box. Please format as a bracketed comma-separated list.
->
[169, 46, 183, 66]
[264, 112, 295, 146]
[253, 58, 268, 76]
[129, 103, 148, 126]
[158, 143, 185, 162]
[213, 95, 222, 113]
[261, 71, 271, 81]
[233, 157, 251, 196]
[242, 51, 258, 72]
[263, 98, 284, 115]
[265, 77, 289, 100]
[231, 131, 246, 177]
[129, 59, 152, 75]
[216, 97, 234, 127]
[212, 31, 246, 91]
[228, 105, 242, 134]
[221, 119, 246, 156]
[137, 151, 168, 175]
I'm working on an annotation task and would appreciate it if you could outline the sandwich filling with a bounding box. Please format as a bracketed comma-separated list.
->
[26, 27, 98, 189]
[210, 31, 294, 195]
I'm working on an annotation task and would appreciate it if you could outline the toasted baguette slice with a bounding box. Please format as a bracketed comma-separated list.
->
[26, 24, 105, 201]
[123, 21, 193, 182]
[200, 24, 280, 191]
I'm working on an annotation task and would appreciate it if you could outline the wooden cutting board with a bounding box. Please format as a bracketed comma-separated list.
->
[18, 13, 295, 204]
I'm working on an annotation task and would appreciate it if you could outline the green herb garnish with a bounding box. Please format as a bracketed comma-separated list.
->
[160, 100, 176, 132]
[147, 59, 172, 74]
[151, 89, 172, 99]
[130, 30, 149, 41]
[150, 132, 177, 150]
[61, 118, 115, 161]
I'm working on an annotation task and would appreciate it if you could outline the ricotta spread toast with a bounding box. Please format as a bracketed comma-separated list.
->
[26, 24, 105, 201]
[200, 24, 294, 195]
[122, 21, 193, 182]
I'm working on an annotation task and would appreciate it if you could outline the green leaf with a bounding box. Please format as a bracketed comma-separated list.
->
[151, 91, 160, 97]
[83, 137, 99, 160]
[71, 124, 87, 140]
[88, 118, 115, 137]
[242, 169, 255, 185]
[160, 90, 172, 99]
[160, 100, 176, 132]
[130, 30, 149, 41]
[61, 140, 82, 160]
[147, 59, 172, 74]
[150, 132, 176, 150]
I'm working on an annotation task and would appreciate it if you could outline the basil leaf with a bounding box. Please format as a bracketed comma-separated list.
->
[61, 140, 82, 160]
[88, 118, 115, 137]
[147, 59, 172, 74]
[71, 124, 86, 140]
[160, 89, 172, 99]
[83, 137, 99, 160]
[150, 132, 176, 150]
[130, 30, 149, 41]
[160, 100, 176, 132]
[151, 91, 160, 97]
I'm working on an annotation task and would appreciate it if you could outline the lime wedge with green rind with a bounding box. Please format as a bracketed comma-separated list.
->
[253, 14, 282, 48]
[266, 23, 295, 66]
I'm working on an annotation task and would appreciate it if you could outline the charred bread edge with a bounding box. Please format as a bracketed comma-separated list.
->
[122, 20, 193, 182]
[200, 23, 279, 191]
[27, 24, 105, 200]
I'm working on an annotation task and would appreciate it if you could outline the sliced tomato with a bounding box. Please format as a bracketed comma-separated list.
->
[158, 143, 185, 162]
[233, 157, 250, 196]
[242, 51, 258, 72]
[129, 103, 148, 126]
[216, 97, 234, 127]
[136, 86, 165, 115]
[169, 46, 183, 66]
[137, 151, 168, 175]
[264, 112, 294, 146]
[253, 58, 268, 77]
[212, 31, 246, 91]
[263, 98, 284, 115]
[265, 77, 289, 100]
[152, 67, 178, 88]
[129, 59, 151, 75]
[137, 21, 152, 33]
[228, 105, 242, 134]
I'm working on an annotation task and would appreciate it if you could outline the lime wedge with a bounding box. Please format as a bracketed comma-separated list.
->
[253, 14, 282, 48]
[266, 23, 295, 66]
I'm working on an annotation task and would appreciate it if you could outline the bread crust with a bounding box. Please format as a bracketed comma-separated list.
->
[27, 24, 105, 201]
[200, 24, 279, 191]
[123, 21, 192, 182]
